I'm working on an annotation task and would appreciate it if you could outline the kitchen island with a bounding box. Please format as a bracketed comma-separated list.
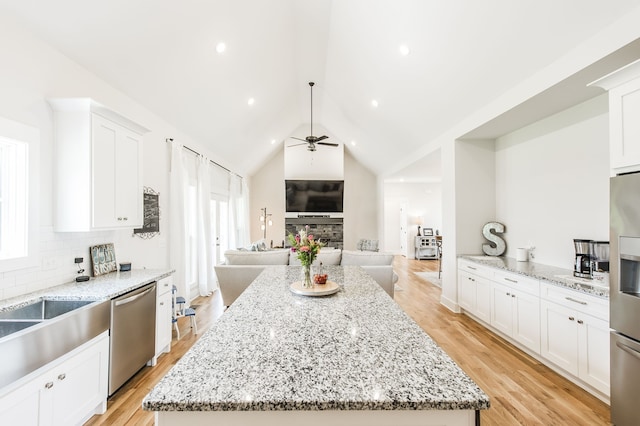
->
[143, 265, 489, 426]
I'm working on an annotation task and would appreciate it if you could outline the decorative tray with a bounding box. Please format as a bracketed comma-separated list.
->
[289, 280, 340, 297]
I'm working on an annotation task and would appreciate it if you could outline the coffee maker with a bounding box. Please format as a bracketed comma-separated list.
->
[574, 239, 594, 279]
[591, 241, 610, 274]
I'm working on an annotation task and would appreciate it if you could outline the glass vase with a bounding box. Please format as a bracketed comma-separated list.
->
[302, 264, 313, 288]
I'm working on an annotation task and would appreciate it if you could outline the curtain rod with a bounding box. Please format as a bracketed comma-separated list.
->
[166, 138, 243, 179]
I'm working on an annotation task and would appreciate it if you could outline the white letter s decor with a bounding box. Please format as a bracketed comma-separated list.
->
[482, 222, 506, 256]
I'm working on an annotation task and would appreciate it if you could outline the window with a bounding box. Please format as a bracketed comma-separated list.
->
[0, 117, 38, 271]
[187, 184, 198, 291]
[210, 196, 229, 264]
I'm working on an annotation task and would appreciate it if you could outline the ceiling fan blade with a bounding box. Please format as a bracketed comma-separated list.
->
[317, 142, 339, 147]
[288, 142, 307, 148]
[315, 135, 329, 141]
[290, 137, 308, 142]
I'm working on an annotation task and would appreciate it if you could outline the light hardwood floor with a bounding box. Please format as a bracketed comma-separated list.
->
[87, 257, 610, 425]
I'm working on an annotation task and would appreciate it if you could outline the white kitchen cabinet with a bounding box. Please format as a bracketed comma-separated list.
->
[458, 261, 492, 324]
[458, 270, 491, 324]
[155, 277, 173, 360]
[589, 59, 640, 174]
[0, 331, 109, 426]
[490, 282, 514, 336]
[458, 270, 476, 312]
[490, 273, 541, 354]
[48, 98, 149, 232]
[457, 257, 610, 400]
[92, 114, 144, 228]
[540, 284, 610, 396]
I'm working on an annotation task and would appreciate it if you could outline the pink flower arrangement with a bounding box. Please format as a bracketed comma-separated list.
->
[288, 226, 324, 267]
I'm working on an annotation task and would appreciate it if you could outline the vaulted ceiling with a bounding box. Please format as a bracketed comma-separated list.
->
[2, 0, 640, 177]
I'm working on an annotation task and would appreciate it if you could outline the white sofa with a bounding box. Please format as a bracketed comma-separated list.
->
[215, 248, 398, 307]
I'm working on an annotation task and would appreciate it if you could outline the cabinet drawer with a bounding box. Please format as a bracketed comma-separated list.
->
[494, 270, 539, 296]
[458, 259, 494, 280]
[541, 283, 608, 321]
[157, 277, 172, 297]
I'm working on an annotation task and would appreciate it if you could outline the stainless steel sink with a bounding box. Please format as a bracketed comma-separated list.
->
[0, 299, 110, 389]
[0, 320, 42, 338]
[0, 299, 93, 320]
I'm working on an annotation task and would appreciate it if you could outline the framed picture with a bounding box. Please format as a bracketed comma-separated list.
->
[423, 228, 434, 236]
[134, 187, 160, 239]
[90, 243, 117, 276]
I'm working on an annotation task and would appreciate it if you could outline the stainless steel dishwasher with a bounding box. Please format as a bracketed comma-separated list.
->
[109, 282, 156, 395]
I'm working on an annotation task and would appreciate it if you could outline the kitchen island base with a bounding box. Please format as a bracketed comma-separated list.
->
[156, 409, 479, 426]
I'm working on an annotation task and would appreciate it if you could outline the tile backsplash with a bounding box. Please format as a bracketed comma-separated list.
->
[0, 226, 132, 301]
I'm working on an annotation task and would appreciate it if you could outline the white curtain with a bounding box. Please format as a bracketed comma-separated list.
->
[196, 155, 215, 296]
[169, 140, 189, 301]
[228, 174, 249, 249]
[240, 178, 250, 245]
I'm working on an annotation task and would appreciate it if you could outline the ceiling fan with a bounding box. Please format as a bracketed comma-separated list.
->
[289, 82, 339, 152]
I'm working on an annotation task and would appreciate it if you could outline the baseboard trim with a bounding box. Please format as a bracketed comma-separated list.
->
[440, 295, 460, 313]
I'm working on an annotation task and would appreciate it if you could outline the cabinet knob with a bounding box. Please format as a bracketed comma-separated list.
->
[123, 217, 128, 221]
[160, 302, 164, 306]
[506, 292, 511, 296]
[45, 382, 54, 389]
[569, 316, 575, 321]
[577, 319, 584, 325]
[58, 373, 66, 381]
[511, 294, 516, 298]
[117, 217, 123, 221]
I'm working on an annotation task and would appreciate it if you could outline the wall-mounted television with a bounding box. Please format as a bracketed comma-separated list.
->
[285, 180, 344, 213]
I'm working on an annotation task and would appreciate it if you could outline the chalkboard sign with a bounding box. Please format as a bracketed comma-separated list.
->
[134, 187, 160, 238]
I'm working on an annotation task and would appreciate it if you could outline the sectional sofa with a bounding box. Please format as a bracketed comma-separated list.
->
[214, 248, 398, 307]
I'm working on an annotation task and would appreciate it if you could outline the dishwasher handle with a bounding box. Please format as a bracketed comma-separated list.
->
[617, 341, 640, 361]
[114, 285, 155, 307]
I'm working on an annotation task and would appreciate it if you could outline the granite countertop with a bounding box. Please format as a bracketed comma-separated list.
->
[0, 269, 174, 312]
[459, 255, 609, 299]
[143, 265, 489, 412]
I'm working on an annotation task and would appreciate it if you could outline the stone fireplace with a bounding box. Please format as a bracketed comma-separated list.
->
[285, 217, 344, 249]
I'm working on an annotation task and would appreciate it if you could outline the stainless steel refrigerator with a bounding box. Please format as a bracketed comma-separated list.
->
[610, 172, 640, 425]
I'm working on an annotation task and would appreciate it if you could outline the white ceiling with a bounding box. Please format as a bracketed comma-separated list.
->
[2, 0, 640, 177]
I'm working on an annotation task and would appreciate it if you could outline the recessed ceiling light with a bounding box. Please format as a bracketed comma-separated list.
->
[399, 178, 405, 183]
[350, 140, 357, 146]
[371, 99, 379, 108]
[399, 44, 410, 56]
[216, 42, 226, 54]
[271, 139, 276, 145]
[247, 98, 255, 106]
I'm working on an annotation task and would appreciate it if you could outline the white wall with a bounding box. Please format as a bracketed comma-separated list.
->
[248, 146, 378, 250]
[249, 149, 286, 246]
[455, 139, 497, 255]
[0, 14, 218, 300]
[495, 95, 609, 269]
[383, 182, 442, 256]
[343, 150, 378, 250]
